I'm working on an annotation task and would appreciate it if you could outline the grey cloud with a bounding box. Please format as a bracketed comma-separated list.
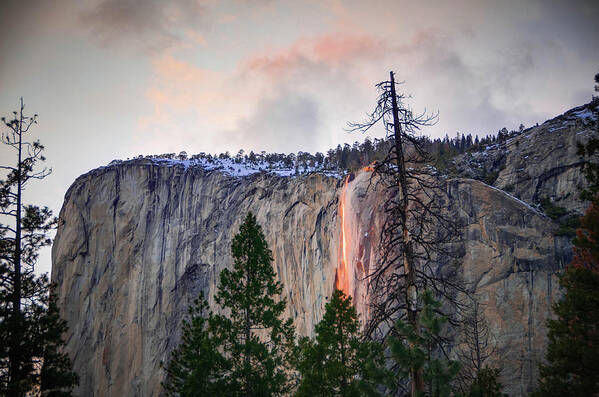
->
[0, 0, 70, 59]
[79, 0, 208, 52]
[218, 91, 322, 154]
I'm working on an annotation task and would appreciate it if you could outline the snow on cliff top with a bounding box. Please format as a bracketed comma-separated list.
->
[106, 156, 344, 179]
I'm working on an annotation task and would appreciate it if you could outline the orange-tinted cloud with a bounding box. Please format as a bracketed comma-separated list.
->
[242, 33, 383, 79]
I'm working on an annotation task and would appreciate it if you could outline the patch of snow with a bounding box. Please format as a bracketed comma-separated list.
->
[485, 184, 542, 215]
[548, 126, 566, 132]
[573, 108, 597, 121]
[111, 156, 344, 179]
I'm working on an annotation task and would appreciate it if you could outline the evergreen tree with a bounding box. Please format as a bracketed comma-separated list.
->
[0, 99, 78, 396]
[295, 289, 388, 397]
[162, 296, 227, 396]
[464, 367, 503, 397]
[38, 295, 82, 396]
[577, 136, 599, 205]
[164, 213, 295, 396]
[388, 291, 460, 397]
[532, 267, 599, 396]
[533, 137, 599, 396]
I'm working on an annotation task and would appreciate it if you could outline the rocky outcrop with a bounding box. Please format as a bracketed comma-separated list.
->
[337, 171, 569, 396]
[52, 103, 597, 396]
[52, 156, 572, 396]
[454, 100, 598, 215]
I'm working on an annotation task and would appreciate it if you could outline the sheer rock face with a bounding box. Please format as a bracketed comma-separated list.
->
[52, 159, 571, 397]
[337, 172, 569, 396]
[52, 162, 342, 397]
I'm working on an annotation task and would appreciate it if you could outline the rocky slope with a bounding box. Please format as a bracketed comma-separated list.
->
[454, 100, 598, 215]
[51, 102, 595, 396]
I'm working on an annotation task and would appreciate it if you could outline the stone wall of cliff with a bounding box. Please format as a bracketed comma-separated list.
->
[51, 103, 595, 396]
[52, 162, 342, 396]
[52, 159, 572, 396]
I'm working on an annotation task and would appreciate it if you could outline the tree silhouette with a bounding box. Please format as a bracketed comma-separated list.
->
[348, 72, 467, 395]
[0, 99, 78, 396]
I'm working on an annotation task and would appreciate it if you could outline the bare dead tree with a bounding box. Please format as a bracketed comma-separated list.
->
[455, 297, 497, 392]
[348, 72, 468, 396]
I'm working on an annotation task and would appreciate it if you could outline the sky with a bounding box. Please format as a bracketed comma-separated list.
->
[1, 0, 598, 275]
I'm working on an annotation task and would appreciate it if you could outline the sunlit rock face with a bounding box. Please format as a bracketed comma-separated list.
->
[52, 158, 573, 396]
[332, 171, 570, 396]
[53, 101, 595, 396]
[52, 162, 342, 397]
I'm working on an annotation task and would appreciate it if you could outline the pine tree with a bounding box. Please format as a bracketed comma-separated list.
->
[533, 138, 599, 396]
[0, 99, 78, 396]
[295, 289, 388, 397]
[164, 213, 295, 396]
[388, 291, 460, 397]
[532, 267, 599, 396]
[464, 367, 504, 397]
[162, 296, 227, 396]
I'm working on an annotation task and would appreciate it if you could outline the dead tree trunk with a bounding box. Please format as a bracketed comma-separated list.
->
[348, 71, 468, 396]
[389, 71, 424, 395]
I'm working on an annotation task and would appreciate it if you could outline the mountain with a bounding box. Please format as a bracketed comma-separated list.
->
[51, 101, 597, 396]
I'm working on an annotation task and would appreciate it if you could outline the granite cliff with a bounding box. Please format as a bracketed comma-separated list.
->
[454, 101, 598, 214]
[51, 102, 596, 396]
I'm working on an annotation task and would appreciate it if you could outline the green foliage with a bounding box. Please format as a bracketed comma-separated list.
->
[533, 267, 599, 396]
[0, 100, 78, 396]
[540, 198, 568, 220]
[38, 294, 82, 396]
[555, 215, 580, 237]
[295, 289, 388, 397]
[162, 296, 227, 396]
[389, 291, 461, 397]
[464, 367, 504, 397]
[164, 213, 295, 396]
[577, 137, 599, 204]
[539, 198, 580, 237]
[482, 170, 499, 186]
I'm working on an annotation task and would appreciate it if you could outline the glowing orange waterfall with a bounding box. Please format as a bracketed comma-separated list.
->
[336, 175, 351, 296]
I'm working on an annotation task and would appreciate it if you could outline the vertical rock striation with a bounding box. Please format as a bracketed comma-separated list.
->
[52, 103, 594, 396]
[52, 162, 342, 396]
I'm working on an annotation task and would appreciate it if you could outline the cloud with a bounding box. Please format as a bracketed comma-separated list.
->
[138, 33, 387, 154]
[138, 55, 233, 133]
[242, 33, 384, 80]
[217, 90, 322, 153]
[0, 0, 72, 61]
[138, 1, 599, 157]
[79, 0, 208, 52]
